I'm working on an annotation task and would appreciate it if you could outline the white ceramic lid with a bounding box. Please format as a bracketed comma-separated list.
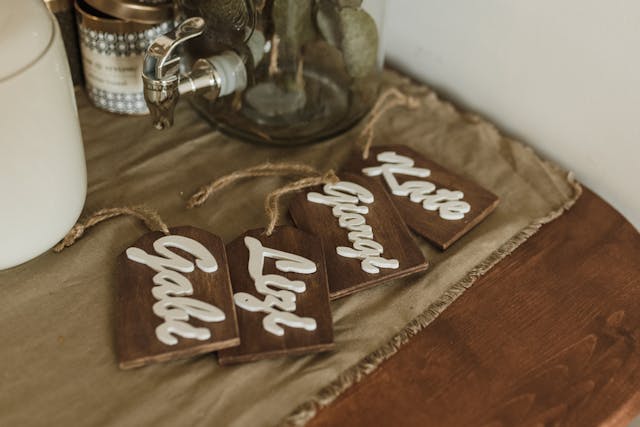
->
[0, 0, 54, 80]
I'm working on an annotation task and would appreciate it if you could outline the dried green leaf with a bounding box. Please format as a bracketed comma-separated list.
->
[339, 8, 379, 78]
[272, 0, 316, 50]
[315, 0, 341, 47]
[246, 29, 266, 65]
[328, 0, 363, 8]
[303, 39, 350, 84]
[179, 0, 250, 35]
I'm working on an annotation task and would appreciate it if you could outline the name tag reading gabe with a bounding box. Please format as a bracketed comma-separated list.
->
[116, 226, 239, 370]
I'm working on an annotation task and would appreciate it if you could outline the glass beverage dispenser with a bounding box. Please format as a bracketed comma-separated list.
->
[142, 0, 386, 145]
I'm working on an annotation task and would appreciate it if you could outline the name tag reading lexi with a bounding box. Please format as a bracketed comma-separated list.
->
[218, 227, 334, 365]
[345, 145, 499, 250]
[116, 226, 239, 370]
[234, 235, 317, 336]
[290, 172, 429, 299]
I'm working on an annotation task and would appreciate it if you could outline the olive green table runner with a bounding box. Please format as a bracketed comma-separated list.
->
[0, 70, 581, 427]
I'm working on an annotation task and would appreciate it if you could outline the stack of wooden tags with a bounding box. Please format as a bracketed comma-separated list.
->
[116, 145, 499, 369]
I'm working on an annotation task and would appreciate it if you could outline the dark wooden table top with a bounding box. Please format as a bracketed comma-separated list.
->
[308, 188, 640, 427]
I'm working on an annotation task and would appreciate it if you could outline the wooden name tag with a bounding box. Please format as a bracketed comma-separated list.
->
[116, 226, 239, 369]
[218, 226, 334, 365]
[289, 172, 429, 299]
[345, 145, 500, 250]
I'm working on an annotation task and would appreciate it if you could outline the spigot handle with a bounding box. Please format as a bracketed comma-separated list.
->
[143, 17, 206, 80]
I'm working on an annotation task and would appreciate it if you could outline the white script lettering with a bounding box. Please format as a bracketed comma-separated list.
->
[363, 151, 471, 220]
[234, 236, 317, 336]
[126, 235, 225, 346]
[307, 181, 399, 274]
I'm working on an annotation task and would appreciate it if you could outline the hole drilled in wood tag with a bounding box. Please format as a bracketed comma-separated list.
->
[344, 145, 500, 250]
[218, 226, 334, 365]
[116, 226, 240, 369]
[289, 172, 429, 300]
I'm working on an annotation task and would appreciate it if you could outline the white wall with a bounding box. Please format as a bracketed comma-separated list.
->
[385, 0, 640, 228]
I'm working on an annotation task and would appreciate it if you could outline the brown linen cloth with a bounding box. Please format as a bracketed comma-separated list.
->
[0, 71, 580, 427]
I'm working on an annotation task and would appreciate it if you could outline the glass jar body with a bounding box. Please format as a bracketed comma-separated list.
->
[178, 0, 386, 145]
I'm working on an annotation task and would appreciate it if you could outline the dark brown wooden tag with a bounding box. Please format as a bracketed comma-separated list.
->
[289, 172, 429, 300]
[217, 226, 334, 365]
[344, 145, 500, 250]
[116, 226, 239, 369]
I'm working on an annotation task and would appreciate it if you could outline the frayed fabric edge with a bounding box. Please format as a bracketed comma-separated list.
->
[280, 173, 582, 427]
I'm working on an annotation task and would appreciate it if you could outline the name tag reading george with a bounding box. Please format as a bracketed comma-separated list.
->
[306, 180, 400, 274]
[290, 172, 429, 299]
[116, 226, 239, 369]
[218, 227, 334, 365]
[345, 145, 499, 250]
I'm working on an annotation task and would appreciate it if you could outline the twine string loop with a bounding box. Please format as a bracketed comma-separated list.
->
[54, 206, 170, 253]
[359, 87, 421, 160]
[187, 162, 338, 235]
[263, 169, 338, 236]
[187, 162, 319, 209]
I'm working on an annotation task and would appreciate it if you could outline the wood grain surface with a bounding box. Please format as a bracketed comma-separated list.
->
[218, 226, 334, 365]
[116, 226, 239, 369]
[289, 172, 430, 299]
[307, 189, 640, 427]
[344, 145, 499, 250]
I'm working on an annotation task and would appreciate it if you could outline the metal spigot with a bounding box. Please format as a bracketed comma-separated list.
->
[142, 17, 247, 130]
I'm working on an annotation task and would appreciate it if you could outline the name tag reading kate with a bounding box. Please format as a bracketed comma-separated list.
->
[345, 145, 499, 250]
[289, 172, 429, 299]
[218, 226, 334, 365]
[116, 226, 239, 369]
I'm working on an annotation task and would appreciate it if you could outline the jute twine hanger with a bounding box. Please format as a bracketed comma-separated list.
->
[187, 162, 338, 236]
[54, 87, 419, 251]
[53, 164, 337, 252]
[358, 87, 421, 160]
[54, 206, 170, 252]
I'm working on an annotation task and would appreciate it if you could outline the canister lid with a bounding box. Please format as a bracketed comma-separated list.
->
[0, 0, 54, 81]
[84, 0, 173, 24]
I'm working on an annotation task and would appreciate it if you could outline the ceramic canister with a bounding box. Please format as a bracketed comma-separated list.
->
[0, 0, 86, 270]
[75, 0, 174, 114]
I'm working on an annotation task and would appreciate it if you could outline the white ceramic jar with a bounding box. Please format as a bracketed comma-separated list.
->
[0, 0, 87, 270]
